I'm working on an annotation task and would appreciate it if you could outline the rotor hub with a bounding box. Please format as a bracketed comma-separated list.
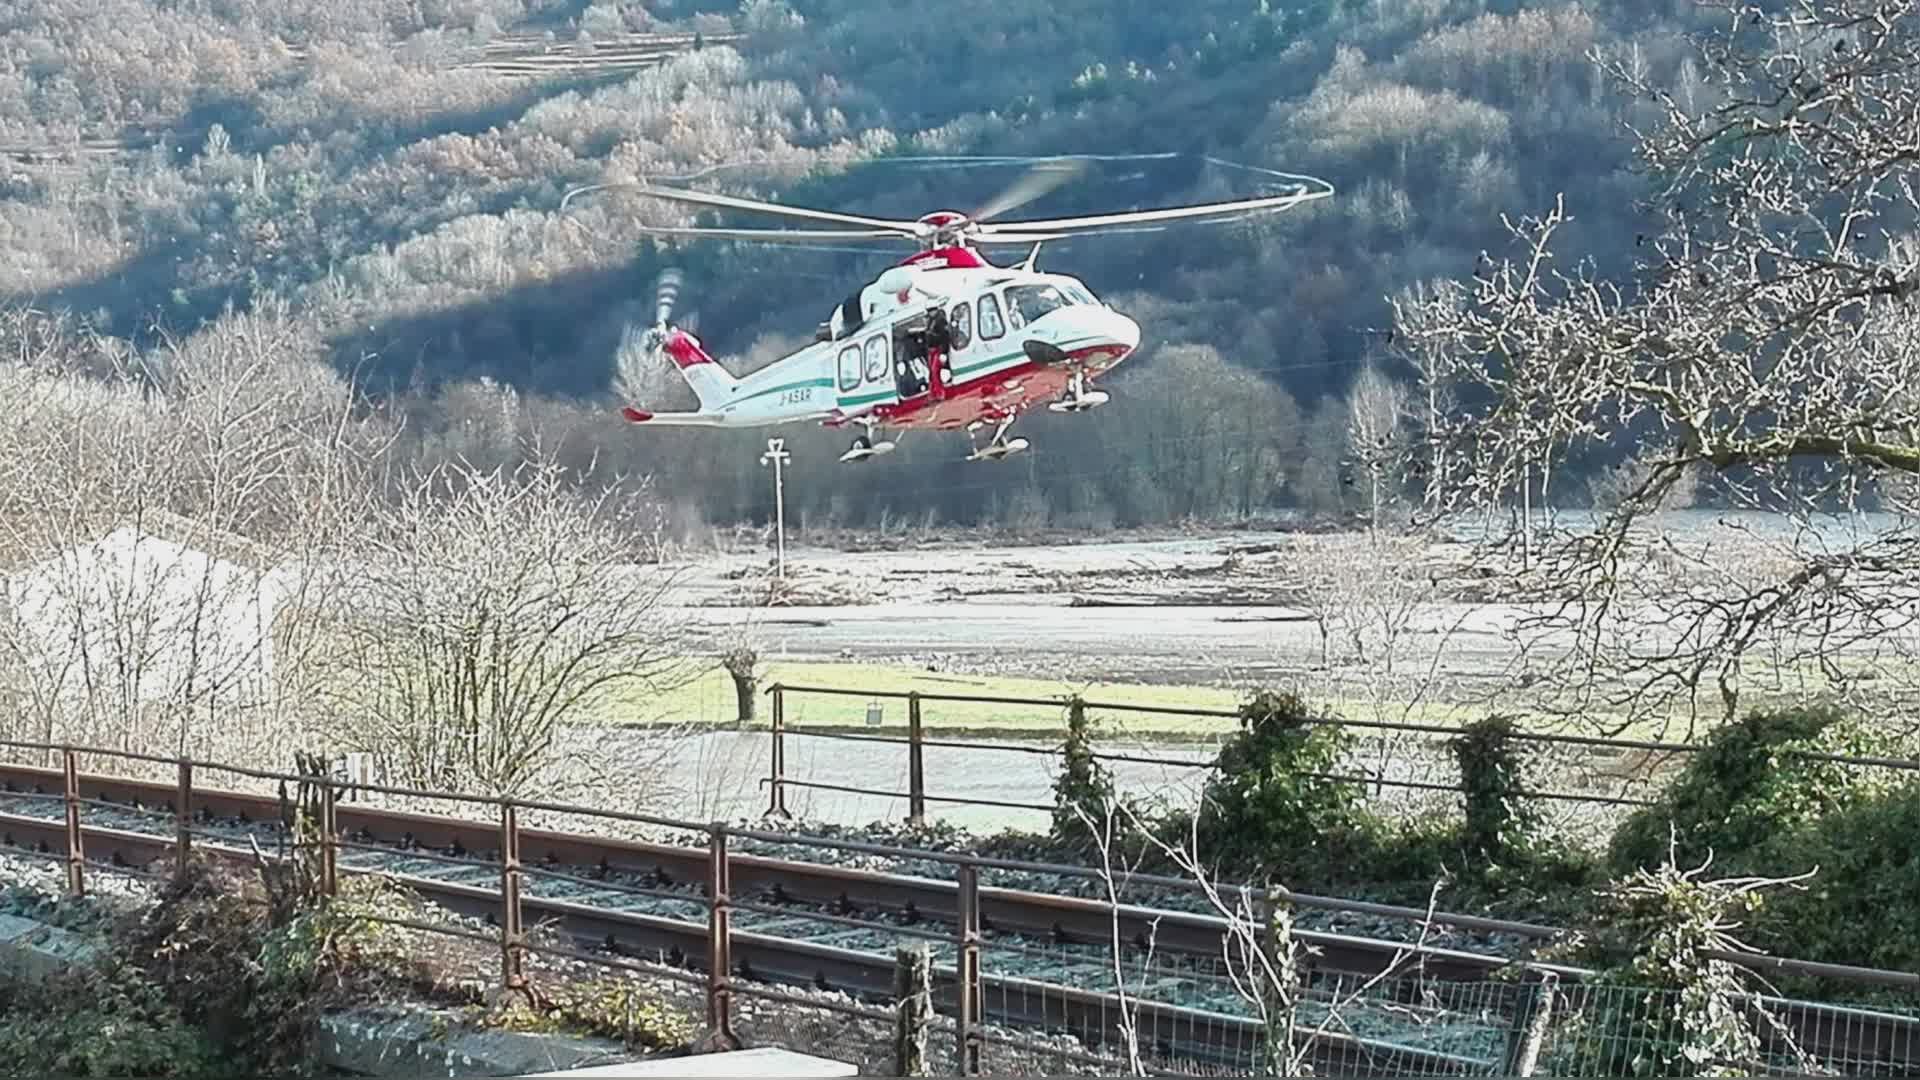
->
[915, 210, 973, 248]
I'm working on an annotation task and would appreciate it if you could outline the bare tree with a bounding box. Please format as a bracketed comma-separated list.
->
[1390, 0, 1920, 734]
[1345, 361, 1413, 531]
[1286, 533, 1478, 805]
[0, 301, 381, 769]
[321, 452, 699, 800]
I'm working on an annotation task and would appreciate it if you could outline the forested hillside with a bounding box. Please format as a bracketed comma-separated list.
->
[0, 0, 1716, 534]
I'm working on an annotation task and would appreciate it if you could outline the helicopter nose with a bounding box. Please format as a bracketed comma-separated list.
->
[1108, 309, 1141, 352]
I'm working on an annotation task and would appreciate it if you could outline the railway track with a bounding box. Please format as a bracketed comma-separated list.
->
[1, 760, 1914, 1074]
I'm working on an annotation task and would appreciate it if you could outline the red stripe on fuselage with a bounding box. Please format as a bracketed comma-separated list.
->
[867, 343, 1129, 431]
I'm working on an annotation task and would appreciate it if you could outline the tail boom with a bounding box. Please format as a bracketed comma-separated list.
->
[619, 329, 738, 427]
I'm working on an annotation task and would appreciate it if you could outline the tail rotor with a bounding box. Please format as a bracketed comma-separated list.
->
[642, 267, 688, 356]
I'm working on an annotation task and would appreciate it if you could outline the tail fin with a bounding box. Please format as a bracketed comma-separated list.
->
[662, 330, 737, 410]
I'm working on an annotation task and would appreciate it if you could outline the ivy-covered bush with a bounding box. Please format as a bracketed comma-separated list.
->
[1191, 688, 1367, 874]
[1602, 704, 1920, 986]
[1736, 779, 1920, 982]
[1451, 714, 1544, 864]
[1607, 705, 1901, 875]
[1051, 696, 1130, 850]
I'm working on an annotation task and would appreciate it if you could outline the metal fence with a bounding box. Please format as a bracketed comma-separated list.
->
[758, 683, 1920, 840]
[2, 738, 1917, 1077]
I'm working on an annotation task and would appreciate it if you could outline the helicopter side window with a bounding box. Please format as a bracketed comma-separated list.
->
[863, 334, 887, 383]
[977, 294, 1005, 340]
[949, 303, 972, 351]
[837, 345, 861, 392]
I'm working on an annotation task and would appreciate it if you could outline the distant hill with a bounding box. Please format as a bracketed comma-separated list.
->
[0, 0, 1722, 528]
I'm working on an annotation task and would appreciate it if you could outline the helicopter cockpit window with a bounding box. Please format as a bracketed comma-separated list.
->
[1005, 284, 1071, 327]
[949, 302, 972, 350]
[863, 335, 887, 382]
[837, 345, 862, 392]
[977, 294, 1006, 340]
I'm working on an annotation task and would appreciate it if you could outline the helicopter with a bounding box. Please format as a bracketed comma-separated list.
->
[563, 158, 1332, 464]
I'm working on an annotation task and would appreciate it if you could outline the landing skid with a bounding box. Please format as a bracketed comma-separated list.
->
[966, 436, 1030, 462]
[839, 432, 897, 463]
[1048, 372, 1109, 414]
[965, 415, 1029, 462]
[1048, 389, 1110, 414]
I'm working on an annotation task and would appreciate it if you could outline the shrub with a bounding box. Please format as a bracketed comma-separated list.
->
[1194, 689, 1364, 873]
[1738, 779, 1920, 982]
[0, 958, 214, 1076]
[1051, 696, 1128, 849]
[476, 977, 697, 1050]
[1606, 705, 1900, 875]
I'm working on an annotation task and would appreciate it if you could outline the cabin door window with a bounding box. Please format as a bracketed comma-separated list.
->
[977, 293, 1006, 342]
[945, 302, 972, 382]
[837, 345, 862, 393]
[890, 319, 931, 400]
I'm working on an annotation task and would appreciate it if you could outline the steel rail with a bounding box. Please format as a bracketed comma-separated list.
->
[0, 811, 1490, 1076]
[0, 761, 1558, 956]
[4, 762, 1919, 1073]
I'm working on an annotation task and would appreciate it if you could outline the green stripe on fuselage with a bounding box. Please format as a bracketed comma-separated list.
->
[731, 376, 834, 406]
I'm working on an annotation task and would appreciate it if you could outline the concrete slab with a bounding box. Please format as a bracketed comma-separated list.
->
[0, 913, 101, 983]
[515, 1046, 859, 1077]
[315, 1006, 640, 1077]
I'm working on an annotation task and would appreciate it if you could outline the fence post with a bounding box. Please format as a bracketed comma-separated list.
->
[61, 748, 83, 898]
[319, 778, 340, 898]
[1502, 971, 1557, 1076]
[174, 758, 192, 881]
[700, 823, 740, 1052]
[955, 861, 983, 1075]
[766, 685, 789, 819]
[894, 943, 931, 1076]
[907, 691, 926, 825]
[499, 800, 526, 998]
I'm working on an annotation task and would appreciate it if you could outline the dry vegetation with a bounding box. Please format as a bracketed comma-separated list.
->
[0, 301, 700, 809]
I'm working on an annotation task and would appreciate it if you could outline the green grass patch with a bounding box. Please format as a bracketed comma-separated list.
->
[613, 660, 1250, 740]
[600, 657, 1793, 744]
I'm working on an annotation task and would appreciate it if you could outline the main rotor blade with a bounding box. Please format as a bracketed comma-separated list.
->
[981, 185, 1332, 235]
[969, 159, 1089, 224]
[633, 224, 911, 244]
[967, 231, 1071, 244]
[576, 180, 927, 234]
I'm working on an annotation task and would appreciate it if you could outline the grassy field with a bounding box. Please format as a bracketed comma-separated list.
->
[598, 655, 1889, 745]
[608, 659, 1500, 742]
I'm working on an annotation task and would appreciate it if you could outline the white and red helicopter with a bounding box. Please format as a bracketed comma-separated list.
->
[564, 159, 1331, 463]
